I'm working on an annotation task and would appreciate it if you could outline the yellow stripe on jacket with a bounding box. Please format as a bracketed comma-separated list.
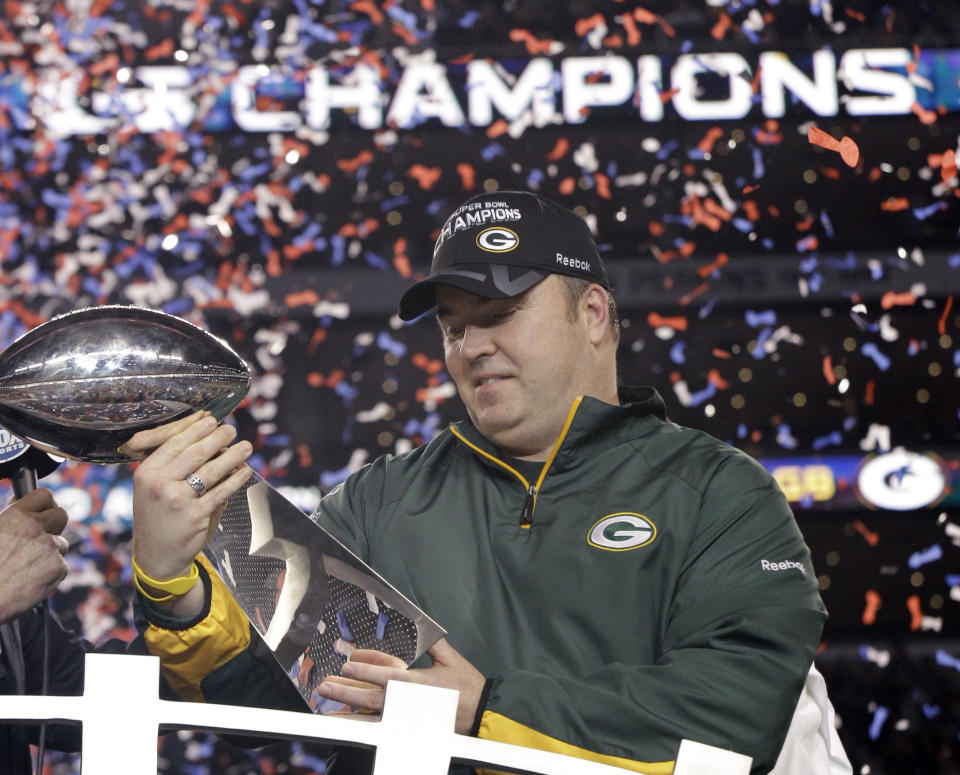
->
[143, 554, 251, 702]
[477, 710, 675, 775]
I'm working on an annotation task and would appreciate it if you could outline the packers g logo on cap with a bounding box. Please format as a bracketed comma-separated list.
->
[587, 513, 657, 551]
[476, 227, 519, 253]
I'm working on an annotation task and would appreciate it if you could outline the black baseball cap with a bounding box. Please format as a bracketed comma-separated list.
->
[397, 190, 610, 320]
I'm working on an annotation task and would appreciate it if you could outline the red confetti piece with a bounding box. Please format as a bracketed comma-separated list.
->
[486, 119, 509, 138]
[350, 0, 384, 24]
[145, 38, 175, 61]
[822, 355, 836, 385]
[755, 120, 782, 145]
[545, 138, 570, 161]
[633, 7, 675, 37]
[89, 53, 119, 76]
[911, 101, 938, 125]
[710, 11, 732, 40]
[621, 13, 641, 46]
[907, 595, 923, 631]
[880, 197, 910, 211]
[412, 353, 444, 374]
[939, 296, 953, 335]
[456, 163, 476, 189]
[677, 283, 708, 306]
[862, 589, 881, 625]
[575, 13, 606, 37]
[702, 198, 733, 223]
[509, 28, 557, 55]
[941, 149, 957, 184]
[712, 348, 732, 359]
[594, 172, 612, 200]
[697, 127, 724, 154]
[337, 150, 375, 172]
[807, 126, 860, 167]
[647, 312, 688, 331]
[307, 328, 327, 356]
[558, 177, 576, 195]
[707, 369, 729, 389]
[393, 238, 411, 278]
[864, 379, 875, 406]
[853, 519, 879, 546]
[880, 290, 917, 309]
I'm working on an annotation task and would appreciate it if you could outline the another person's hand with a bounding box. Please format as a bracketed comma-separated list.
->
[0, 488, 69, 624]
[122, 412, 254, 616]
[317, 638, 486, 734]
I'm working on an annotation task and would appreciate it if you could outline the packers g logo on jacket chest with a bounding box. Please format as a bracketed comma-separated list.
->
[587, 513, 657, 551]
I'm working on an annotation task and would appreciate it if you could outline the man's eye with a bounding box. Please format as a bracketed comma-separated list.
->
[445, 326, 464, 339]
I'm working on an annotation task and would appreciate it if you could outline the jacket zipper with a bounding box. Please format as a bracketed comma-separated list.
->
[449, 396, 584, 530]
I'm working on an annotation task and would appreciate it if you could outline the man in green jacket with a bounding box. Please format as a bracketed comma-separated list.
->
[127, 191, 827, 774]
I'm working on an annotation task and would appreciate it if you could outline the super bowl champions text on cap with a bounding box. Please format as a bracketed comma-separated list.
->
[436, 200, 522, 247]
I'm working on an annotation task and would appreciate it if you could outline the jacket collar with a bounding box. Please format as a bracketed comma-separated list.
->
[449, 385, 667, 472]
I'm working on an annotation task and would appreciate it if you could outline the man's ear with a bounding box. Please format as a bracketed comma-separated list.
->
[582, 283, 610, 345]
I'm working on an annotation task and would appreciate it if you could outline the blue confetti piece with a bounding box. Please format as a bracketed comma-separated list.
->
[935, 649, 960, 672]
[669, 341, 686, 364]
[745, 309, 776, 327]
[458, 10, 484, 27]
[868, 706, 889, 740]
[908, 543, 943, 568]
[737, 423, 748, 439]
[380, 195, 410, 211]
[237, 160, 273, 181]
[948, 253, 960, 268]
[807, 271, 823, 292]
[688, 382, 716, 406]
[861, 342, 891, 371]
[799, 256, 818, 273]
[376, 331, 407, 358]
[812, 431, 842, 450]
[334, 381, 358, 402]
[752, 147, 765, 178]
[482, 142, 506, 161]
[923, 704, 941, 719]
[946, 574, 960, 586]
[320, 465, 353, 491]
[162, 298, 193, 316]
[656, 139, 679, 160]
[331, 234, 346, 266]
[376, 612, 389, 640]
[363, 250, 389, 270]
[732, 217, 753, 233]
[776, 424, 798, 450]
[335, 610, 355, 641]
[751, 328, 773, 359]
[819, 209, 835, 238]
[913, 202, 947, 220]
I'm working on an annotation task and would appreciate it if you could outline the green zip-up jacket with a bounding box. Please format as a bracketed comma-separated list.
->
[140, 387, 826, 774]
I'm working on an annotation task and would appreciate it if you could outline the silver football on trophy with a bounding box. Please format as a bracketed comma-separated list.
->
[0, 306, 251, 463]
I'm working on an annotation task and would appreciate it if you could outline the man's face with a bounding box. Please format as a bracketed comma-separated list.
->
[436, 275, 593, 460]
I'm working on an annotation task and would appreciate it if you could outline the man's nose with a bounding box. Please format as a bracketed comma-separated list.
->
[458, 324, 496, 359]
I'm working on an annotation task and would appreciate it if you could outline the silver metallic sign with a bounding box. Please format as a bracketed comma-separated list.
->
[0, 305, 250, 463]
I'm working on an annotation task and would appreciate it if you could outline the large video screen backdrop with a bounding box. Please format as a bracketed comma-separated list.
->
[1, 1, 959, 772]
